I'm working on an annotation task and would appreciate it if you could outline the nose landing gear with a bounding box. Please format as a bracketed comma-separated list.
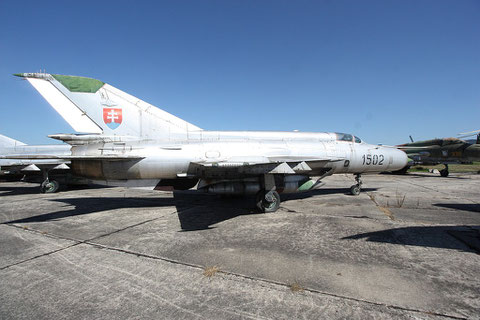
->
[350, 174, 362, 195]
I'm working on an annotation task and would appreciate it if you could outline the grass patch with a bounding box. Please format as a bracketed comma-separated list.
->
[395, 191, 406, 208]
[410, 161, 480, 173]
[367, 193, 378, 206]
[368, 192, 396, 220]
[203, 266, 220, 278]
[289, 282, 304, 293]
[378, 206, 395, 220]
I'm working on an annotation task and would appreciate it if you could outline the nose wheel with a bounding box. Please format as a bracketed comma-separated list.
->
[350, 174, 362, 196]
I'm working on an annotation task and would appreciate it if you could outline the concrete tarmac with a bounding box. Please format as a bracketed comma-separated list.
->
[0, 173, 479, 319]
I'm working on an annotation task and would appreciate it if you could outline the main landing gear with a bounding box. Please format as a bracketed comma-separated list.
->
[439, 164, 449, 177]
[256, 189, 281, 213]
[40, 179, 60, 193]
[256, 174, 281, 213]
[40, 170, 60, 193]
[350, 174, 362, 196]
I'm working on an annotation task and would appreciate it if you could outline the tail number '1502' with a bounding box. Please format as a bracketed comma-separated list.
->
[362, 154, 384, 165]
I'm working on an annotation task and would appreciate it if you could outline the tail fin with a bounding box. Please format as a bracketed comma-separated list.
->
[0, 134, 26, 148]
[15, 73, 202, 139]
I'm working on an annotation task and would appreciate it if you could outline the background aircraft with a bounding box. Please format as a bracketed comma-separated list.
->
[395, 135, 480, 177]
[7, 73, 407, 212]
[0, 133, 82, 192]
[458, 129, 480, 144]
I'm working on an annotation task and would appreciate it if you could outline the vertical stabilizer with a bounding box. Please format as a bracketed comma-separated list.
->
[15, 73, 202, 140]
[0, 134, 26, 148]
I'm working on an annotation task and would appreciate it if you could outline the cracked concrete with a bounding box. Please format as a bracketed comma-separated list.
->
[0, 173, 479, 319]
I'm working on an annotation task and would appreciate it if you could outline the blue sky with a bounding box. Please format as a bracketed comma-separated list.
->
[1, 0, 479, 145]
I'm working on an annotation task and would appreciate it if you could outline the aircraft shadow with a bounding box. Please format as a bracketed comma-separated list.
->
[4, 191, 257, 230]
[0, 184, 109, 196]
[174, 192, 257, 231]
[0, 185, 40, 196]
[342, 225, 480, 253]
[4, 196, 178, 224]
[4, 187, 380, 231]
[174, 188, 378, 231]
[433, 203, 480, 213]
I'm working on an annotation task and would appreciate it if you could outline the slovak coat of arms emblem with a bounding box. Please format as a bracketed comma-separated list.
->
[103, 108, 122, 129]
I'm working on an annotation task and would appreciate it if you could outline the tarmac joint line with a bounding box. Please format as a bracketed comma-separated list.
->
[0, 225, 81, 271]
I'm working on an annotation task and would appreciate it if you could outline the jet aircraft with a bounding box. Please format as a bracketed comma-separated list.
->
[396, 136, 480, 177]
[7, 73, 408, 212]
[0, 133, 77, 192]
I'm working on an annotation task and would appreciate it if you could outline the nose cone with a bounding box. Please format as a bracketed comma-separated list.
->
[389, 147, 408, 171]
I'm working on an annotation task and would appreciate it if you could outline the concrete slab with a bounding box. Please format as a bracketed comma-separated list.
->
[0, 243, 444, 319]
[0, 224, 76, 269]
[1, 174, 479, 319]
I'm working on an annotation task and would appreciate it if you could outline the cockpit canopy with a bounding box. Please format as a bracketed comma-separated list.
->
[336, 132, 362, 143]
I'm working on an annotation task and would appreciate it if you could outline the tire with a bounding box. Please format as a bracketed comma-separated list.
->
[440, 169, 449, 177]
[350, 184, 361, 196]
[256, 190, 281, 213]
[40, 180, 60, 193]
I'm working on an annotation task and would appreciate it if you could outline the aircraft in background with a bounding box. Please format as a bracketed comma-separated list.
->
[395, 134, 480, 177]
[7, 73, 407, 212]
[0, 134, 84, 192]
[458, 129, 480, 145]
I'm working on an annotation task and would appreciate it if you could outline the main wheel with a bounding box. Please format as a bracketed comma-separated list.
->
[350, 184, 361, 196]
[440, 169, 449, 177]
[255, 190, 281, 213]
[40, 180, 60, 193]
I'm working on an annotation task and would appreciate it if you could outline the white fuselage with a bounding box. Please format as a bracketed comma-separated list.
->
[70, 131, 407, 181]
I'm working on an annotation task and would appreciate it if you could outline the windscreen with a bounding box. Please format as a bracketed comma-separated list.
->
[336, 132, 353, 142]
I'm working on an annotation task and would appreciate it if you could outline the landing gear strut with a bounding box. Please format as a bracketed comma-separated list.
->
[350, 174, 362, 196]
[40, 170, 60, 193]
[439, 164, 449, 177]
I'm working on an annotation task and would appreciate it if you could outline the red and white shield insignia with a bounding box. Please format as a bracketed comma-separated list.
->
[103, 108, 122, 129]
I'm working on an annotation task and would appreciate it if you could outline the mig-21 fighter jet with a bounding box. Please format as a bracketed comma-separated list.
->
[7, 73, 407, 212]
